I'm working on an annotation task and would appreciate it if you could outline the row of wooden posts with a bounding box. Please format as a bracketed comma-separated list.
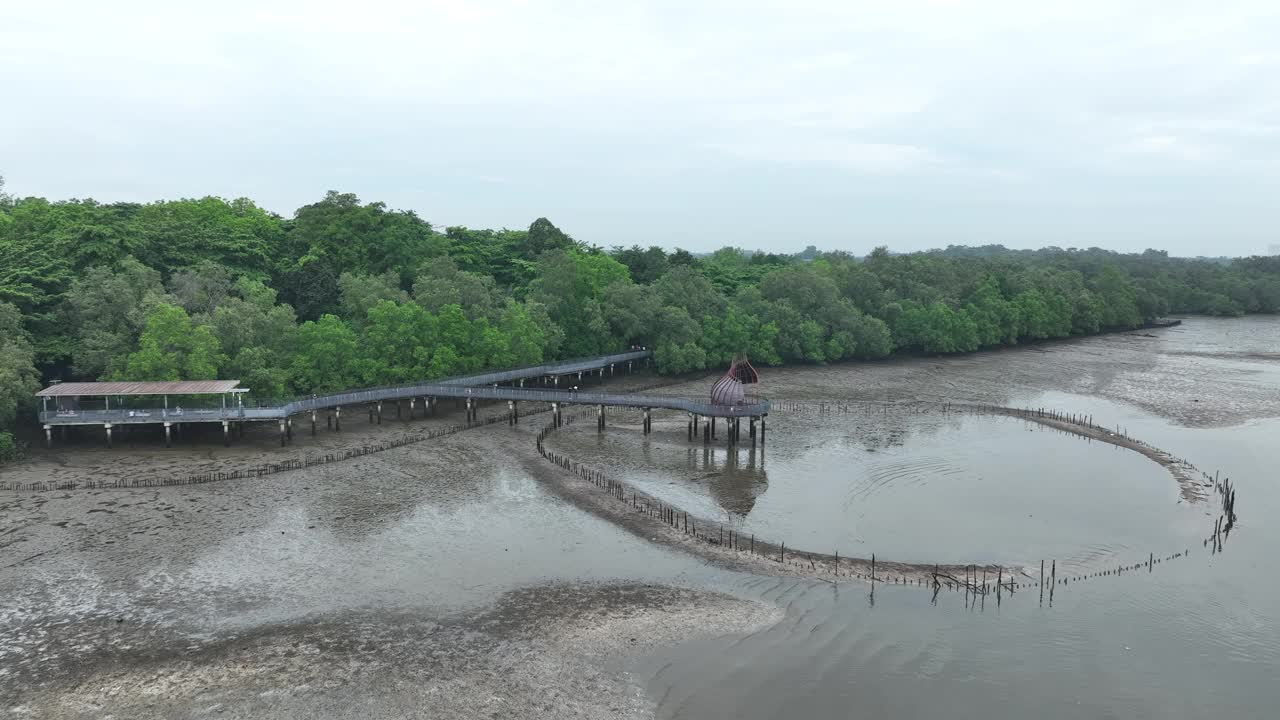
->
[537, 402, 1233, 605]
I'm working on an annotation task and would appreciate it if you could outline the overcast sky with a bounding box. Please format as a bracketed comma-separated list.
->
[2, 1, 1278, 256]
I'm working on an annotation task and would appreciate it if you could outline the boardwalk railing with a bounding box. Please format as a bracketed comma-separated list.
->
[39, 350, 770, 425]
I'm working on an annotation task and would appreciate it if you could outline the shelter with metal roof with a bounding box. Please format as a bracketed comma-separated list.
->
[36, 380, 246, 398]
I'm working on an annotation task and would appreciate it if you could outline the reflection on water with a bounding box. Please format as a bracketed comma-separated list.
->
[645, 317, 1280, 719]
[683, 447, 768, 516]
[559, 410, 1201, 568]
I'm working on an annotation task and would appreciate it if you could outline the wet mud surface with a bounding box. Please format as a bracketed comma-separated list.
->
[4, 318, 1280, 718]
[7, 583, 778, 720]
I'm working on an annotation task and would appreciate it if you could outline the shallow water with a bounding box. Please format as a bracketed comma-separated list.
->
[3, 316, 1279, 718]
[642, 317, 1280, 719]
[557, 410, 1203, 569]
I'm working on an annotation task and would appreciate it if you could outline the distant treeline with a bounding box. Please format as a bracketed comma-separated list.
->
[2, 177, 1278, 458]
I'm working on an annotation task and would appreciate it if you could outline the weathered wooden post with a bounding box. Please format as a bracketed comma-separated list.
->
[223, 420, 231, 447]
[376, 401, 383, 425]
[164, 421, 173, 448]
[311, 410, 318, 435]
[44, 424, 52, 448]
[278, 420, 286, 447]
[335, 405, 342, 431]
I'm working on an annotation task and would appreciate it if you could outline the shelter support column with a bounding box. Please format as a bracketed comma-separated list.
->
[286, 417, 293, 441]
[223, 420, 231, 447]
[44, 425, 52, 448]
[377, 402, 383, 425]
[597, 404, 605, 433]
[643, 408, 651, 435]
[104, 423, 113, 449]
[335, 406, 342, 431]
[688, 413, 695, 441]
[311, 411, 318, 436]
[409, 398, 415, 420]
[164, 422, 172, 448]
[279, 420, 287, 446]
[760, 416, 766, 445]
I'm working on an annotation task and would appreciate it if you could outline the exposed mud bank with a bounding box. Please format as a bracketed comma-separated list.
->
[7, 583, 781, 719]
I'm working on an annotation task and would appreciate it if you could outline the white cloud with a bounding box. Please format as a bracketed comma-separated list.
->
[1, 0, 1279, 253]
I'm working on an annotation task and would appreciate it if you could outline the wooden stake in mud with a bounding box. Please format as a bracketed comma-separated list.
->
[1040, 560, 1045, 605]
[1050, 560, 1056, 604]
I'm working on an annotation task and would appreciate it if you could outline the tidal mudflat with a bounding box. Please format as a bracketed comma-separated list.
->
[4, 317, 1280, 718]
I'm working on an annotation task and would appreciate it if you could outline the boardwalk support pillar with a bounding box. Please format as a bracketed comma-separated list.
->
[164, 421, 172, 448]
[377, 401, 383, 425]
[44, 424, 52, 448]
[409, 398, 415, 419]
[286, 417, 293, 441]
[279, 420, 286, 446]
[335, 406, 342, 431]
[598, 404, 605, 433]
[643, 408, 651, 435]
[311, 411, 317, 436]
[223, 420, 231, 447]
[104, 423, 113, 449]
[760, 416, 766, 445]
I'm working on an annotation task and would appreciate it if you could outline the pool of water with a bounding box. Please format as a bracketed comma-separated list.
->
[555, 410, 1204, 568]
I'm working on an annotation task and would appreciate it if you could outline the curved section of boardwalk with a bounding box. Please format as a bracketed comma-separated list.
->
[38, 350, 770, 427]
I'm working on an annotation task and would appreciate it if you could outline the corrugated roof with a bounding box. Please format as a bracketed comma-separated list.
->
[36, 380, 244, 397]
